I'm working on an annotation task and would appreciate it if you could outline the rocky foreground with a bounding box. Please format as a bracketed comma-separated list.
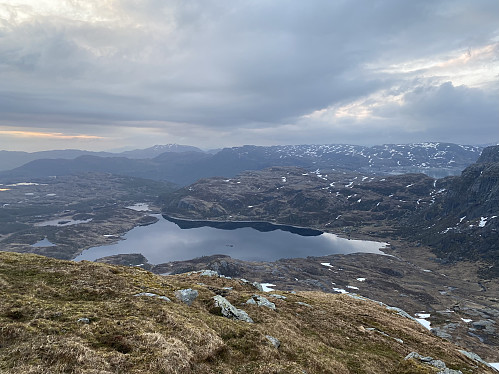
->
[1, 251, 496, 373]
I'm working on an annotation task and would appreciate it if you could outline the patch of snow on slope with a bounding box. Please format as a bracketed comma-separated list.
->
[479, 217, 487, 227]
[126, 203, 150, 211]
[414, 313, 431, 330]
[332, 287, 348, 294]
[489, 363, 499, 370]
[260, 283, 276, 292]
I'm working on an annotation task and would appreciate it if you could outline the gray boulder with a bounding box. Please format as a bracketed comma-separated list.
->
[405, 352, 463, 374]
[212, 295, 253, 323]
[265, 335, 280, 348]
[252, 281, 264, 291]
[175, 288, 199, 306]
[246, 295, 276, 310]
[134, 292, 171, 302]
[199, 269, 219, 277]
[269, 294, 287, 300]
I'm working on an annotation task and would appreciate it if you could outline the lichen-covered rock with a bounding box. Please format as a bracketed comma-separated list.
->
[268, 294, 286, 300]
[134, 292, 172, 302]
[199, 269, 219, 277]
[246, 295, 276, 310]
[405, 352, 463, 374]
[175, 288, 199, 306]
[252, 281, 264, 291]
[212, 295, 253, 323]
[265, 335, 280, 348]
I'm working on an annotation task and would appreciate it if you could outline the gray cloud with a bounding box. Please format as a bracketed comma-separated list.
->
[0, 0, 498, 150]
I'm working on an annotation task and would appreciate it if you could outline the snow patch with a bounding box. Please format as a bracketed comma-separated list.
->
[260, 283, 276, 292]
[332, 287, 348, 294]
[489, 363, 499, 370]
[414, 313, 431, 330]
[126, 203, 150, 211]
[7, 182, 40, 186]
[479, 217, 487, 227]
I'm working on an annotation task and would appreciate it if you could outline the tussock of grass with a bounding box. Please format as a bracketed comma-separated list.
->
[0, 251, 494, 373]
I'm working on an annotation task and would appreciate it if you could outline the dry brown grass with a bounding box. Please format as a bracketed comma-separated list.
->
[0, 251, 494, 373]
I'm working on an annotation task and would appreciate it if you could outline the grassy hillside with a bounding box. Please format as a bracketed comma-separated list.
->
[0, 251, 494, 373]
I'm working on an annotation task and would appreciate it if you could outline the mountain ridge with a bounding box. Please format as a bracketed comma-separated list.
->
[0, 142, 483, 185]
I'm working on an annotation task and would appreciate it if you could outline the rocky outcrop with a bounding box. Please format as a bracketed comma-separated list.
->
[212, 295, 253, 323]
[404, 352, 463, 374]
[246, 295, 276, 310]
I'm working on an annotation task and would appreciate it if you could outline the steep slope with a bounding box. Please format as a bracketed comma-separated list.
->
[0, 251, 495, 373]
[406, 145, 499, 277]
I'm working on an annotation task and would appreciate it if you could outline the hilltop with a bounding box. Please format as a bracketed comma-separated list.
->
[0, 251, 495, 373]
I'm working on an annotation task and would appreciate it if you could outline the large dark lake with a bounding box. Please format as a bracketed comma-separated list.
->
[74, 215, 387, 264]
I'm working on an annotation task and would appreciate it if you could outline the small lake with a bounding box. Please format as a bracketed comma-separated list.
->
[74, 215, 387, 264]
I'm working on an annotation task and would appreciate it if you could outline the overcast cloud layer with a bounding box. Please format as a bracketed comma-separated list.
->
[0, 0, 498, 151]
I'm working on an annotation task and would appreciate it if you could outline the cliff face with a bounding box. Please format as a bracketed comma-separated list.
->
[409, 146, 499, 276]
[0, 251, 495, 374]
[477, 145, 499, 164]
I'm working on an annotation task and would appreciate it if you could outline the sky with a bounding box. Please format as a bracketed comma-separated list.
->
[0, 0, 498, 152]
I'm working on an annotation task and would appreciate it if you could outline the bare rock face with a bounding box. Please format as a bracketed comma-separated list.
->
[477, 145, 499, 164]
[409, 145, 499, 276]
[212, 295, 253, 323]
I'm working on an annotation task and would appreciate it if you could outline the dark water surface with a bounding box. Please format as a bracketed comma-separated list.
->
[74, 215, 387, 264]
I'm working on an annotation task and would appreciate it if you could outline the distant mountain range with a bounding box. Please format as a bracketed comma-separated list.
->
[0, 143, 483, 185]
[0, 144, 204, 171]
